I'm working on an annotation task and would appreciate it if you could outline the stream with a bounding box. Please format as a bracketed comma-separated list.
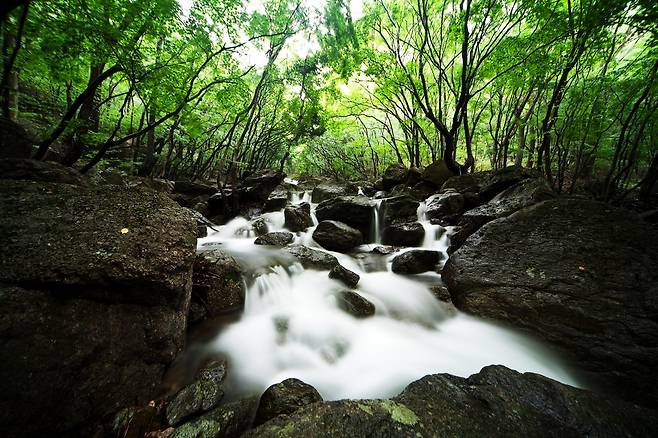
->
[196, 184, 579, 401]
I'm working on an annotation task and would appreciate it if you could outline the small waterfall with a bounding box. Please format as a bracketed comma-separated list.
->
[417, 198, 446, 251]
[370, 199, 384, 244]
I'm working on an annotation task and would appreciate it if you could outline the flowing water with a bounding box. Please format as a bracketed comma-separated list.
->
[196, 189, 579, 400]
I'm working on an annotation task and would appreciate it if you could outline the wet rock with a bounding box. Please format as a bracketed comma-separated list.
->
[0, 158, 88, 185]
[371, 245, 396, 255]
[112, 405, 161, 438]
[441, 166, 535, 204]
[254, 231, 294, 246]
[381, 195, 419, 225]
[171, 397, 258, 438]
[338, 291, 376, 318]
[312, 182, 358, 203]
[382, 162, 409, 190]
[241, 169, 286, 203]
[245, 365, 658, 438]
[315, 195, 372, 236]
[193, 250, 245, 317]
[174, 180, 217, 196]
[407, 167, 422, 186]
[254, 379, 323, 426]
[285, 245, 339, 270]
[0, 117, 32, 158]
[425, 191, 465, 223]
[313, 220, 363, 252]
[391, 250, 442, 274]
[429, 284, 452, 303]
[166, 360, 227, 426]
[186, 208, 215, 239]
[449, 177, 554, 251]
[421, 159, 454, 188]
[382, 222, 424, 247]
[251, 217, 269, 236]
[263, 190, 288, 212]
[328, 264, 360, 287]
[284, 203, 313, 232]
[443, 198, 658, 407]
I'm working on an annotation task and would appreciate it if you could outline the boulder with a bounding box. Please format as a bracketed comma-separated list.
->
[285, 245, 339, 270]
[0, 158, 88, 185]
[174, 180, 217, 196]
[241, 169, 286, 202]
[254, 231, 294, 246]
[246, 365, 658, 438]
[449, 177, 554, 251]
[441, 166, 535, 204]
[337, 291, 376, 318]
[315, 196, 373, 236]
[193, 250, 245, 317]
[407, 167, 422, 186]
[170, 397, 258, 438]
[284, 203, 313, 232]
[443, 198, 658, 407]
[421, 159, 454, 188]
[166, 360, 227, 426]
[251, 217, 269, 236]
[381, 196, 419, 225]
[425, 191, 465, 223]
[0, 117, 32, 158]
[0, 180, 196, 437]
[382, 222, 424, 247]
[263, 190, 288, 212]
[328, 264, 360, 287]
[382, 162, 409, 190]
[254, 378, 323, 426]
[391, 250, 442, 274]
[312, 182, 358, 203]
[313, 220, 363, 252]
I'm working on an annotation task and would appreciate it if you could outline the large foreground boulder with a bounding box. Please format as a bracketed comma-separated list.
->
[246, 365, 658, 437]
[0, 180, 196, 437]
[313, 220, 363, 252]
[443, 198, 658, 407]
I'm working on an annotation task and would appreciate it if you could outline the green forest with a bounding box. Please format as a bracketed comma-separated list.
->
[2, 0, 657, 201]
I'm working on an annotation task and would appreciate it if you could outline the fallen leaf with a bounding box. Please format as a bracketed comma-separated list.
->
[121, 228, 129, 234]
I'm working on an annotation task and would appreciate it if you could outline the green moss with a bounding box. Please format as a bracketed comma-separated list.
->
[375, 400, 419, 426]
[357, 403, 374, 415]
[526, 267, 535, 278]
[172, 418, 221, 438]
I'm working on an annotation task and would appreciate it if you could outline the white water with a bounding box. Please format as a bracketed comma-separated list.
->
[197, 190, 578, 400]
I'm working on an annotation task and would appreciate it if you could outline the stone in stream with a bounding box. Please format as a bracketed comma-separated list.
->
[171, 397, 259, 438]
[381, 195, 419, 225]
[391, 250, 442, 274]
[313, 220, 363, 252]
[253, 378, 323, 426]
[425, 190, 465, 224]
[0, 179, 196, 437]
[285, 245, 339, 270]
[338, 291, 376, 318]
[263, 190, 288, 212]
[442, 198, 658, 407]
[328, 264, 360, 287]
[311, 182, 358, 203]
[166, 360, 227, 426]
[244, 365, 658, 438]
[382, 162, 409, 190]
[382, 222, 425, 247]
[315, 195, 373, 236]
[193, 250, 245, 317]
[254, 231, 294, 246]
[420, 159, 454, 188]
[251, 217, 269, 236]
[284, 203, 313, 231]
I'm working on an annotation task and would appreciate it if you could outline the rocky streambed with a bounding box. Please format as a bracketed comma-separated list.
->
[1, 158, 657, 437]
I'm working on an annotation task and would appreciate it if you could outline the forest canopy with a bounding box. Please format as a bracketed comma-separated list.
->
[1, 0, 657, 201]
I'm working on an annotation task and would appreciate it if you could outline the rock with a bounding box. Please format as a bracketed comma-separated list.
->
[207, 188, 239, 220]
[425, 191, 465, 223]
[174, 180, 217, 196]
[328, 264, 360, 287]
[245, 365, 658, 438]
[381, 196, 419, 225]
[443, 198, 658, 407]
[382, 163, 409, 190]
[193, 250, 245, 317]
[0, 117, 32, 158]
[429, 284, 452, 303]
[186, 208, 214, 239]
[372, 245, 396, 255]
[315, 196, 373, 237]
[254, 379, 323, 426]
[263, 191, 288, 212]
[354, 180, 376, 196]
[382, 222, 424, 247]
[441, 166, 535, 204]
[285, 245, 339, 270]
[391, 250, 442, 274]
[312, 182, 358, 203]
[241, 169, 286, 202]
[449, 177, 554, 251]
[337, 291, 375, 318]
[112, 405, 161, 438]
[171, 397, 258, 438]
[0, 158, 88, 185]
[313, 220, 363, 252]
[407, 167, 422, 186]
[284, 203, 313, 232]
[251, 217, 269, 236]
[166, 360, 227, 426]
[421, 159, 454, 188]
[254, 231, 294, 246]
[0, 180, 195, 437]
